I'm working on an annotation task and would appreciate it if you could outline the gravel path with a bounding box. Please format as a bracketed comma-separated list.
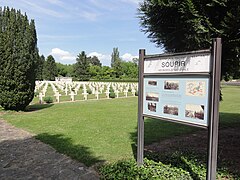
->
[0, 119, 99, 180]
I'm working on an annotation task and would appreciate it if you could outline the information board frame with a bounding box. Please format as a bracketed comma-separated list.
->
[137, 38, 222, 180]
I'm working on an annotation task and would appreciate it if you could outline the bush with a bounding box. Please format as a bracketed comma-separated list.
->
[99, 158, 192, 179]
[109, 87, 116, 98]
[144, 151, 236, 180]
[87, 89, 92, 94]
[99, 152, 236, 180]
[43, 97, 53, 104]
[109, 92, 116, 98]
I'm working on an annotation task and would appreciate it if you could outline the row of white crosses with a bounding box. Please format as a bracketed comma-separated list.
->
[37, 81, 49, 104]
[35, 81, 45, 92]
[35, 81, 138, 103]
[49, 82, 61, 103]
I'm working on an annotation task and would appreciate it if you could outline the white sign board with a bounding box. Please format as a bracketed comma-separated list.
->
[144, 53, 211, 74]
[143, 77, 209, 127]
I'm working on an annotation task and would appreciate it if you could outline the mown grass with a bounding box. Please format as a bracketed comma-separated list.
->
[1, 86, 240, 168]
[1, 99, 197, 166]
[219, 85, 240, 128]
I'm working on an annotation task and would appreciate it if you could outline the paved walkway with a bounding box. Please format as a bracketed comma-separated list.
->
[0, 119, 99, 180]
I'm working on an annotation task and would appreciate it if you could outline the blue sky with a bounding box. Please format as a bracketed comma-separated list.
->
[0, 0, 163, 66]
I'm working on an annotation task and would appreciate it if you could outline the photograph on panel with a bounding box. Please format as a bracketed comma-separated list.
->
[148, 80, 157, 86]
[163, 105, 179, 116]
[185, 104, 204, 120]
[164, 80, 179, 90]
[148, 102, 157, 112]
[146, 92, 159, 102]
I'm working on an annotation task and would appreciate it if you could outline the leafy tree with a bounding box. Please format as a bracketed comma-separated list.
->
[111, 47, 123, 78]
[121, 61, 138, 79]
[43, 55, 58, 80]
[73, 51, 90, 81]
[56, 62, 73, 77]
[99, 66, 115, 80]
[0, 7, 39, 111]
[88, 56, 102, 67]
[138, 0, 240, 79]
[111, 47, 120, 68]
[89, 65, 101, 79]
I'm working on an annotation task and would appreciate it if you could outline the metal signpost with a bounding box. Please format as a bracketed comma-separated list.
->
[137, 38, 222, 180]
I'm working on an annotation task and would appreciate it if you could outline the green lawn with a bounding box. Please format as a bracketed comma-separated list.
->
[1, 86, 240, 167]
[219, 85, 240, 128]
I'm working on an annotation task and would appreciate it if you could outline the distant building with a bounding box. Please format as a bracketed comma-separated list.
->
[55, 77, 72, 83]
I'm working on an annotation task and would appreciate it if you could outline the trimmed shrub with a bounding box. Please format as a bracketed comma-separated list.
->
[109, 87, 115, 98]
[43, 97, 53, 104]
[87, 89, 92, 94]
[109, 92, 116, 98]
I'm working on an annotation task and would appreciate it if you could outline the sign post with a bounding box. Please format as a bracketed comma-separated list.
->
[137, 49, 145, 165]
[207, 38, 222, 180]
[137, 38, 222, 179]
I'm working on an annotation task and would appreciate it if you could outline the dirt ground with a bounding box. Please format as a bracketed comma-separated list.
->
[145, 126, 240, 177]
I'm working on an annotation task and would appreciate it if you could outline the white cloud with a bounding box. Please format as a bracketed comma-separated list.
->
[88, 52, 111, 66]
[121, 53, 138, 62]
[50, 48, 76, 64]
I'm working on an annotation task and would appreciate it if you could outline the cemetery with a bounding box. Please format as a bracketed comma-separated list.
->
[34, 81, 138, 104]
[0, 1, 240, 179]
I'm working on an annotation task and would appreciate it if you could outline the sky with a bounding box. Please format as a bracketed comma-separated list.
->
[0, 0, 163, 66]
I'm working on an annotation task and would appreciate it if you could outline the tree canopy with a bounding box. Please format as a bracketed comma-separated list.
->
[35, 48, 138, 81]
[111, 48, 123, 78]
[139, 0, 240, 79]
[0, 7, 39, 110]
[36, 55, 45, 80]
[73, 51, 90, 81]
[43, 55, 58, 81]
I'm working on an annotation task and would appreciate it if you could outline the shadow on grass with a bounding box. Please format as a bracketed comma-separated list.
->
[35, 133, 104, 167]
[25, 104, 54, 112]
[130, 118, 200, 153]
[130, 112, 240, 179]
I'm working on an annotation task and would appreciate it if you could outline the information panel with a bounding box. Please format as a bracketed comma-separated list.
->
[143, 76, 209, 126]
[142, 51, 211, 127]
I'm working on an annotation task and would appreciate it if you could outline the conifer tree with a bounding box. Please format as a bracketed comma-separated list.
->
[36, 55, 45, 80]
[73, 51, 90, 81]
[0, 7, 39, 111]
[43, 55, 58, 81]
[111, 48, 122, 78]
